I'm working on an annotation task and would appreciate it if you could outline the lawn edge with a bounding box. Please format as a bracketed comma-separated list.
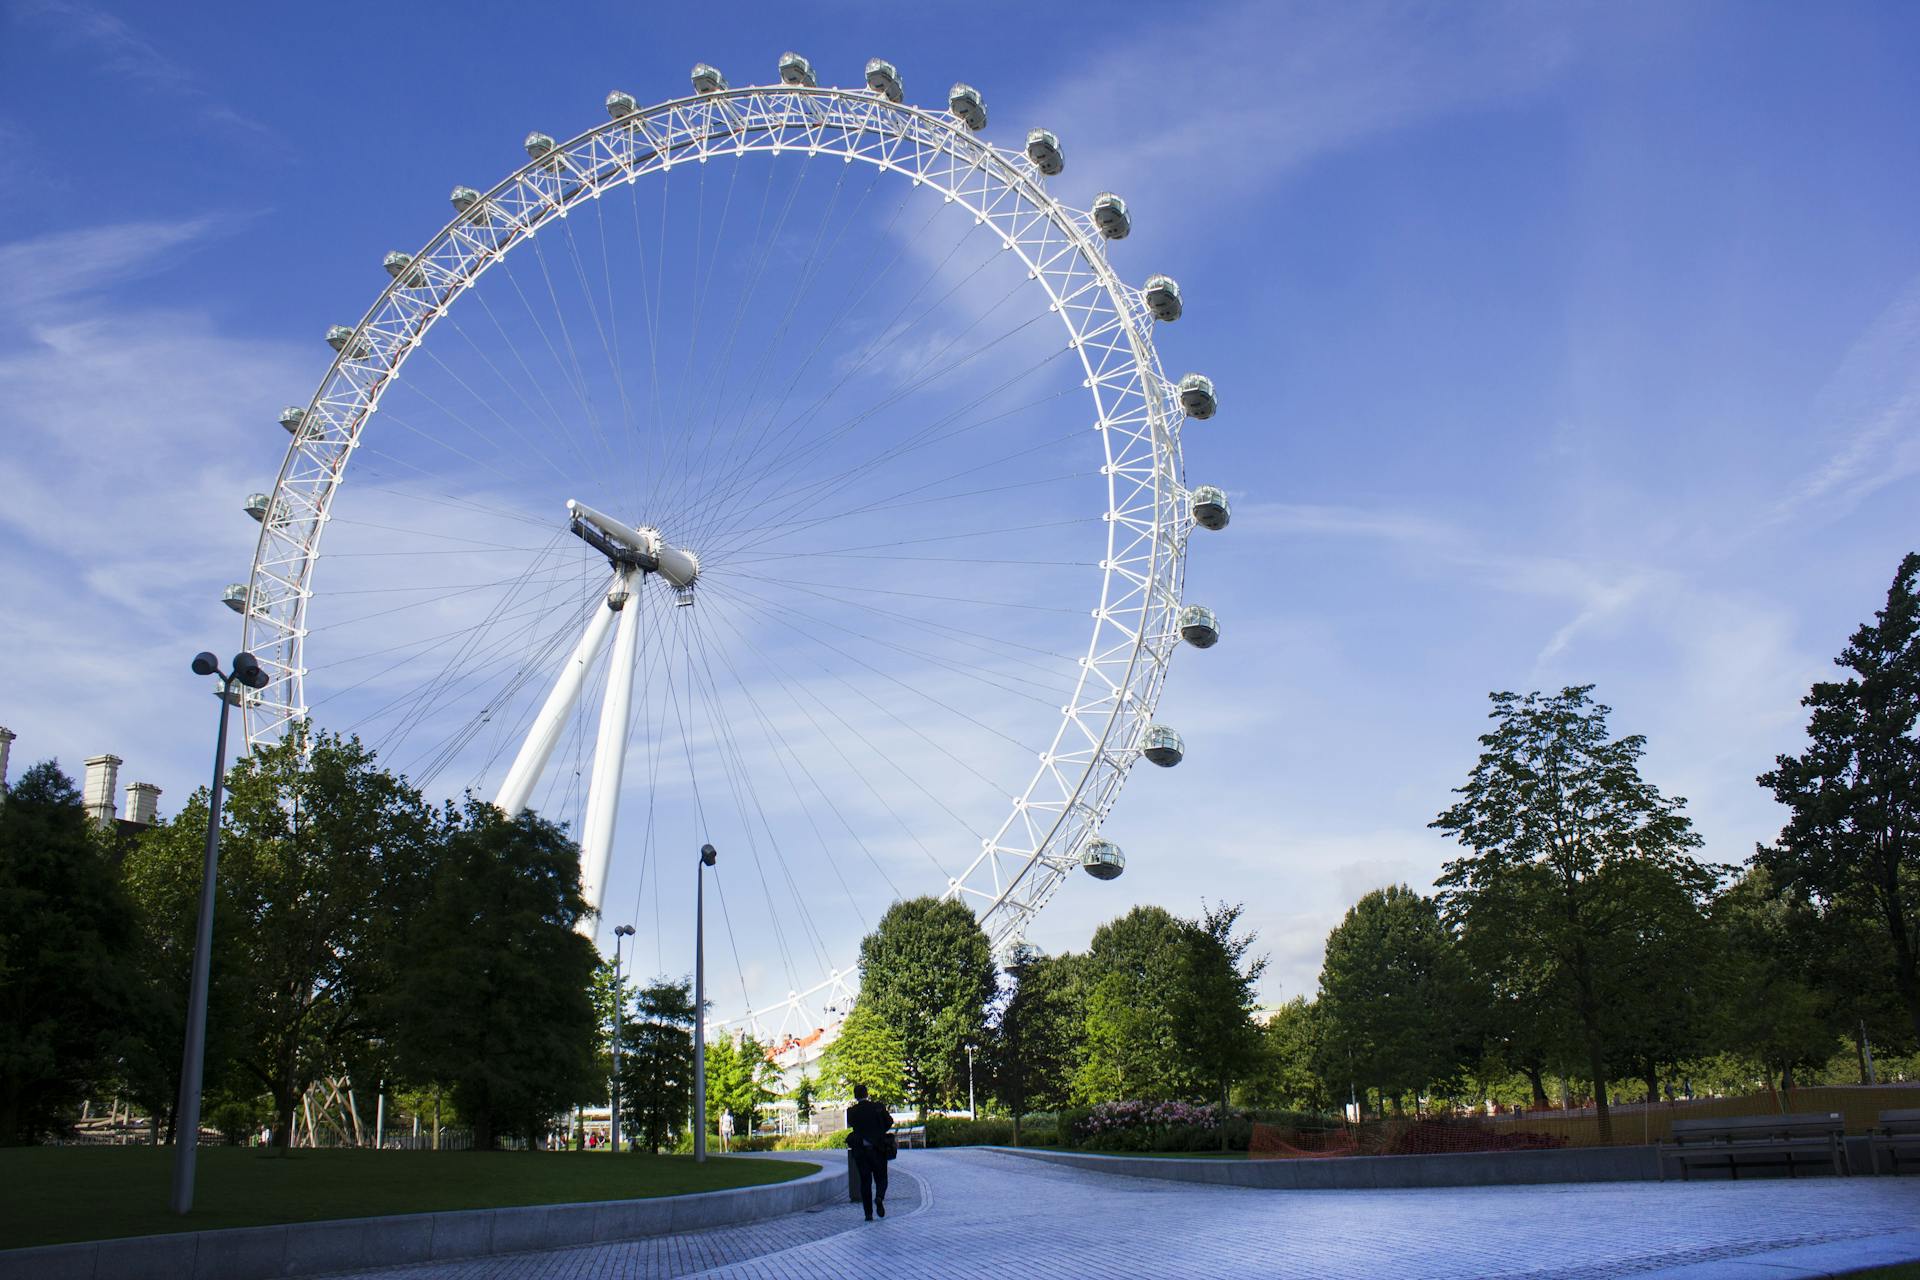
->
[0, 1154, 832, 1280]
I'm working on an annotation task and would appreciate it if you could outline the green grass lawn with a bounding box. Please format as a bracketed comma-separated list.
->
[0, 1147, 817, 1250]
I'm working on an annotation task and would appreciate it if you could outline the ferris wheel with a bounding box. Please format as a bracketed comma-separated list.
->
[228, 54, 1231, 1037]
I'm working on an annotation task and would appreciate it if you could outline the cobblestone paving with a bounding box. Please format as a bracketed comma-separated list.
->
[322, 1149, 1920, 1280]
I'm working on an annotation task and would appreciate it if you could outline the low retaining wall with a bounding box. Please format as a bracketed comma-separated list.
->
[0, 1157, 835, 1280]
[994, 1144, 1663, 1189]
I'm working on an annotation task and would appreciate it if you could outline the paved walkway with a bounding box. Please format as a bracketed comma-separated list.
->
[322, 1149, 1920, 1280]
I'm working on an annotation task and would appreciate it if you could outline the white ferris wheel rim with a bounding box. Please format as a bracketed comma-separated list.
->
[239, 76, 1193, 1030]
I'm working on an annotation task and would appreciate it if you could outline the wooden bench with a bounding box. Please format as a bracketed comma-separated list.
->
[1869, 1109, 1920, 1175]
[1659, 1112, 1845, 1180]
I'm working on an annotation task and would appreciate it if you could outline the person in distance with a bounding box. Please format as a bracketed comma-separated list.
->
[847, 1083, 894, 1221]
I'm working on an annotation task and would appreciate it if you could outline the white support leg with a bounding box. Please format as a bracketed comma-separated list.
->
[578, 567, 642, 931]
[495, 571, 623, 816]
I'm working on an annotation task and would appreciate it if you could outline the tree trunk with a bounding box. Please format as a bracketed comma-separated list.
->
[1643, 1069, 1658, 1108]
[1571, 948, 1612, 1141]
[1011, 1110, 1022, 1148]
[1523, 1066, 1548, 1110]
[1220, 1079, 1230, 1153]
[272, 1086, 298, 1151]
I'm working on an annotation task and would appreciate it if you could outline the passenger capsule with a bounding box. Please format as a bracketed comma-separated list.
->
[449, 185, 482, 215]
[1177, 372, 1217, 420]
[1190, 485, 1231, 531]
[1178, 604, 1221, 649]
[243, 493, 270, 523]
[1144, 274, 1182, 322]
[221, 584, 248, 614]
[1141, 724, 1185, 767]
[778, 52, 816, 86]
[691, 63, 728, 95]
[325, 325, 367, 358]
[1081, 838, 1126, 881]
[948, 83, 986, 131]
[524, 132, 559, 169]
[1091, 192, 1130, 240]
[1025, 128, 1064, 176]
[278, 406, 305, 435]
[865, 58, 903, 102]
[606, 90, 637, 119]
[382, 251, 424, 286]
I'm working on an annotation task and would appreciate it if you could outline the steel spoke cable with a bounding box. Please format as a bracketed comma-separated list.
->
[695, 306, 1064, 555]
[558, 202, 643, 512]
[646, 156, 806, 537]
[465, 289, 601, 481]
[685, 166, 904, 540]
[688, 219, 1011, 542]
[683, 602, 840, 973]
[689, 589, 956, 881]
[682, 205, 990, 541]
[677, 162, 878, 547]
[702, 384, 1082, 565]
[676, 607, 818, 989]
[687, 594, 902, 910]
[702, 578, 1034, 762]
[397, 341, 576, 484]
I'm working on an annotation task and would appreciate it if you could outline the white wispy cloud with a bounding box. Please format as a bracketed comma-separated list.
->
[0, 217, 227, 316]
[1023, 0, 1578, 231]
[12, 0, 276, 141]
[1771, 269, 1920, 525]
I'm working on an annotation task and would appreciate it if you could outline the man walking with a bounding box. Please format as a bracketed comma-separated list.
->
[846, 1083, 893, 1221]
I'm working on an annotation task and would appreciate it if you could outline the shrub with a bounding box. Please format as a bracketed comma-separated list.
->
[1056, 1102, 1341, 1153]
[773, 1130, 849, 1151]
[925, 1116, 1015, 1147]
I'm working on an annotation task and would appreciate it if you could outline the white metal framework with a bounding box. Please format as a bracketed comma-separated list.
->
[239, 72, 1210, 1032]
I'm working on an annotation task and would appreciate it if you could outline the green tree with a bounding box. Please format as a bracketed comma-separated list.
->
[790, 1073, 817, 1129]
[389, 799, 598, 1148]
[1180, 902, 1267, 1147]
[705, 1033, 778, 1139]
[1315, 885, 1469, 1115]
[126, 729, 439, 1148]
[0, 762, 143, 1144]
[1709, 870, 1843, 1090]
[1075, 906, 1196, 1103]
[1757, 553, 1920, 1043]
[855, 896, 994, 1115]
[1242, 997, 1331, 1114]
[989, 947, 1086, 1142]
[619, 977, 694, 1153]
[819, 998, 906, 1103]
[1433, 687, 1719, 1139]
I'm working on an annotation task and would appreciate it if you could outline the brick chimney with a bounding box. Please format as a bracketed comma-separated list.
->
[124, 781, 162, 827]
[82, 754, 122, 828]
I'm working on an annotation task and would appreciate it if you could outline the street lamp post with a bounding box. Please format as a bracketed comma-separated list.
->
[965, 1043, 977, 1120]
[171, 650, 268, 1216]
[610, 924, 635, 1153]
[693, 843, 716, 1163]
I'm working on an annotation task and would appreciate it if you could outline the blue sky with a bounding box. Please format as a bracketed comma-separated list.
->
[1, 0, 1916, 1012]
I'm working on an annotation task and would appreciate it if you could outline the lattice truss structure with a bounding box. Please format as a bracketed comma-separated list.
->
[239, 70, 1222, 1039]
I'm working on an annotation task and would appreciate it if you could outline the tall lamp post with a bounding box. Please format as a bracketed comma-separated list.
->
[610, 924, 635, 1153]
[171, 650, 268, 1216]
[693, 843, 716, 1163]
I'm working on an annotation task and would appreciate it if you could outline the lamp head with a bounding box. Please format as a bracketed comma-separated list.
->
[191, 651, 220, 677]
[614, 924, 635, 938]
[700, 843, 717, 866]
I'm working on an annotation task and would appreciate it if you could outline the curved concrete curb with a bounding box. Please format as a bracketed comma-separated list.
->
[991, 1144, 1662, 1189]
[0, 1157, 833, 1280]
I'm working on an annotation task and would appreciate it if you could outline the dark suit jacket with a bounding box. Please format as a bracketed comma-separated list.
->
[847, 1099, 894, 1153]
